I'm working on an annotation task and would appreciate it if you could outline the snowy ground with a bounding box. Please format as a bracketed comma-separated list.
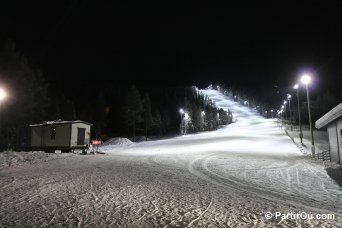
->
[1, 89, 342, 227]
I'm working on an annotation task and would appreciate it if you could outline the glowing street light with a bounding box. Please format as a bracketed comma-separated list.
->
[283, 101, 288, 124]
[201, 111, 205, 116]
[301, 74, 311, 85]
[179, 108, 184, 134]
[293, 84, 303, 143]
[287, 94, 293, 131]
[301, 74, 315, 155]
[0, 88, 6, 101]
[280, 109, 284, 127]
[0, 87, 7, 132]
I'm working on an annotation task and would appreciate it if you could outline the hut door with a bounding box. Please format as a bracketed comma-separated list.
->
[77, 128, 86, 145]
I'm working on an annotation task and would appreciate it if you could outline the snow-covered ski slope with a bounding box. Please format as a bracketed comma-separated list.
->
[1, 89, 341, 227]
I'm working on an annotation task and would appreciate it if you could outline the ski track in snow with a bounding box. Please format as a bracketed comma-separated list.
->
[1, 89, 342, 227]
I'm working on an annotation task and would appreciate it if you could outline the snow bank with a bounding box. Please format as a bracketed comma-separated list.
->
[102, 137, 133, 146]
[100, 137, 133, 151]
[0, 151, 74, 170]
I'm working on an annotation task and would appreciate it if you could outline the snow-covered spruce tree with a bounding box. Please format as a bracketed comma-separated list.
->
[192, 104, 203, 132]
[0, 40, 49, 151]
[143, 92, 153, 140]
[123, 85, 143, 142]
[152, 109, 162, 136]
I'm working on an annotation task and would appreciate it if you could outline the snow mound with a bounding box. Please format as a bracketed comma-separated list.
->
[102, 137, 133, 146]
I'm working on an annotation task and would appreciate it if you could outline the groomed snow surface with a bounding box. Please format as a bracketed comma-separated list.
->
[1, 89, 342, 227]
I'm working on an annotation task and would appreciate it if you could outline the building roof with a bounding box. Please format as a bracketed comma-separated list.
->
[315, 103, 342, 129]
[30, 120, 92, 127]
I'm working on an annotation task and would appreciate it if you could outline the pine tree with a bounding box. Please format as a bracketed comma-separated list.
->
[0, 40, 49, 150]
[123, 85, 143, 142]
[143, 92, 153, 140]
[152, 109, 162, 136]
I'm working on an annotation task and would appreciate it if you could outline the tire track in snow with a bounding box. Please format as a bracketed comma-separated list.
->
[188, 153, 341, 214]
[187, 192, 214, 227]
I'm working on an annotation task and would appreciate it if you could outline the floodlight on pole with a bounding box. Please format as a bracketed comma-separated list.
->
[0, 87, 8, 134]
[283, 101, 287, 125]
[294, 84, 303, 143]
[287, 94, 293, 131]
[179, 108, 184, 134]
[0, 88, 7, 101]
[301, 74, 315, 155]
[301, 74, 311, 85]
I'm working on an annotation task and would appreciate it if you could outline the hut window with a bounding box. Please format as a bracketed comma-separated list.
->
[51, 127, 56, 140]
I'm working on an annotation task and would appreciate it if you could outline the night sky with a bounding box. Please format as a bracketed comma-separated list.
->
[1, 3, 342, 105]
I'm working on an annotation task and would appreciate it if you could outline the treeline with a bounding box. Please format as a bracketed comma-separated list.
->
[0, 41, 49, 151]
[0, 42, 234, 151]
[74, 85, 233, 142]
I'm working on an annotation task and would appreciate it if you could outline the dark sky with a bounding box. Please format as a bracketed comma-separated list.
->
[1, 3, 342, 104]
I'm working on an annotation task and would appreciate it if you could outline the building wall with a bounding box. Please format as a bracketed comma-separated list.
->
[328, 119, 342, 164]
[43, 124, 71, 147]
[70, 123, 91, 147]
[30, 126, 43, 147]
[31, 124, 71, 147]
[338, 119, 342, 163]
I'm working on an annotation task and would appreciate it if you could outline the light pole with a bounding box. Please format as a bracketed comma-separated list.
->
[283, 100, 287, 127]
[287, 94, 293, 131]
[179, 108, 184, 134]
[279, 109, 283, 127]
[270, 109, 274, 118]
[281, 106, 285, 127]
[294, 84, 303, 143]
[301, 74, 315, 155]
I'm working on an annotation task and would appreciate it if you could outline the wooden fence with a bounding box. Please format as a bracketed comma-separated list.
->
[314, 150, 331, 162]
